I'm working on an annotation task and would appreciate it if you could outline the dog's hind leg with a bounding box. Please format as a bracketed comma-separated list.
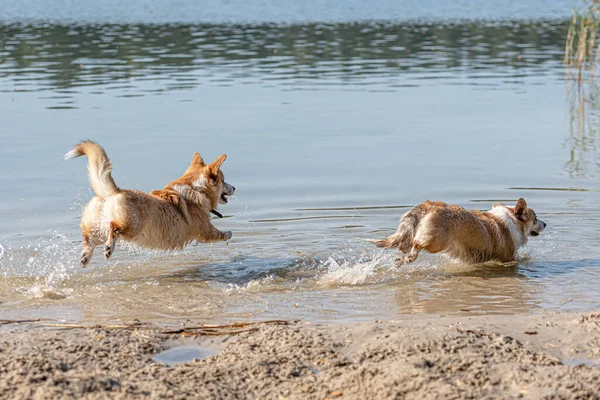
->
[104, 222, 121, 259]
[400, 240, 424, 264]
[400, 223, 448, 265]
[80, 231, 101, 268]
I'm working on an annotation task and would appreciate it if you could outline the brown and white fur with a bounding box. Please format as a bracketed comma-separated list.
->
[367, 199, 546, 264]
[65, 141, 235, 267]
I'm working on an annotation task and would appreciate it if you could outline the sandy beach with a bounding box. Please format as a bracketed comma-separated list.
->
[1, 311, 599, 399]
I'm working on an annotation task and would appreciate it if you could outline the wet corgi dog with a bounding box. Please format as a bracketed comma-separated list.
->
[65, 141, 235, 267]
[367, 199, 546, 264]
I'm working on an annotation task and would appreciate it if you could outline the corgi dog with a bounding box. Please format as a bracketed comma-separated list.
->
[367, 199, 545, 264]
[65, 141, 235, 267]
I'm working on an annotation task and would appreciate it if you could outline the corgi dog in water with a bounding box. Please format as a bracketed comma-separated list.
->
[367, 199, 546, 264]
[65, 141, 235, 267]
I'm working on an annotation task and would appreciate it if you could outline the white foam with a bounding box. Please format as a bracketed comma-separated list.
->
[221, 275, 277, 294]
[19, 285, 72, 300]
[316, 249, 400, 287]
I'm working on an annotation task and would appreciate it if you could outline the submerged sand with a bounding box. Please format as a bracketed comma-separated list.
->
[1, 311, 600, 399]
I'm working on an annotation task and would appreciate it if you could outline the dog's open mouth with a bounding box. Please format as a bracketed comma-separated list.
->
[530, 231, 539, 237]
[221, 193, 229, 203]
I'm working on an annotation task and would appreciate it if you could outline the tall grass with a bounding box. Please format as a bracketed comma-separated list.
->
[565, 1, 600, 178]
[565, 0, 600, 79]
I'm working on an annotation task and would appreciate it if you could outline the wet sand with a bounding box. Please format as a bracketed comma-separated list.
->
[1, 311, 600, 399]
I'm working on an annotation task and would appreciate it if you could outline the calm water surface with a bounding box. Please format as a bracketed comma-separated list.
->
[1, 1, 599, 324]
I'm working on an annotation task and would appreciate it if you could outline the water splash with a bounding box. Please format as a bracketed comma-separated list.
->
[316, 246, 447, 286]
[316, 252, 393, 287]
[0, 232, 80, 295]
[18, 285, 73, 300]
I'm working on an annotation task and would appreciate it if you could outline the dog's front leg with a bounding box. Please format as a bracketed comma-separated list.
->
[205, 226, 232, 242]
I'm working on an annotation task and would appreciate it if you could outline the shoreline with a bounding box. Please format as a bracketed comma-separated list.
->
[1, 311, 600, 399]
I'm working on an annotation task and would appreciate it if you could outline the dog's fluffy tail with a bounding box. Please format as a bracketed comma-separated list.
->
[64, 141, 119, 199]
[364, 235, 405, 249]
[365, 204, 429, 252]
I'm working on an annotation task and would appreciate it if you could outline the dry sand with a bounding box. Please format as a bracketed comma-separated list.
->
[1, 311, 600, 399]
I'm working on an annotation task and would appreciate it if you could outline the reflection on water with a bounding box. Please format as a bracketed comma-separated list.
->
[565, 68, 600, 178]
[0, 20, 568, 98]
[1, 15, 600, 324]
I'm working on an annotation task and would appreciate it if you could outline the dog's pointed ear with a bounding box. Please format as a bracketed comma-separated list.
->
[190, 152, 206, 167]
[514, 198, 528, 220]
[209, 154, 227, 173]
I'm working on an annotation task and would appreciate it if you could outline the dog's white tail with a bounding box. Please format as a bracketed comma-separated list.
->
[64, 141, 119, 199]
[364, 236, 404, 248]
[365, 204, 429, 252]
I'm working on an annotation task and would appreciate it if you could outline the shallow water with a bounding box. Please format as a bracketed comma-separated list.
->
[153, 345, 216, 366]
[1, 0, 600, 324]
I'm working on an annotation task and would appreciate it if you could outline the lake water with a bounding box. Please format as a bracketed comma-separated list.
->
[1, 0, 599, 324]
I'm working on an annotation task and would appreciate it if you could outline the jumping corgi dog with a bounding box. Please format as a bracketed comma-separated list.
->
[367, 199, 545, 264]
[65, 141, 235, 267]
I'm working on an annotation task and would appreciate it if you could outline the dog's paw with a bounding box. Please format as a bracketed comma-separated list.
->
[80, 254, 89, 268]
[223, 231, 232, 241]
[395, 253, 417, 265]
[104, 245, 113, 259]
[404, 254, 416, 264]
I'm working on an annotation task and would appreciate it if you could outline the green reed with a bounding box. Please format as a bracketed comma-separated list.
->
[565, 1, 600, 178]
[565, 0, 600, 78]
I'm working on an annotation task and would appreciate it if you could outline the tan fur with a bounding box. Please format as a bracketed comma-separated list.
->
[65, 141, 235, 267]
[367, 199, 546, 264]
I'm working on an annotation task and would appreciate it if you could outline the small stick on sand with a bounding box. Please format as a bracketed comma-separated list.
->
[161, 320, 292, 335]
[0, 318, 43, 325]
[15, 319, 295, 336]
[38, 323, 145, 329]
[182, 319, 292, 330]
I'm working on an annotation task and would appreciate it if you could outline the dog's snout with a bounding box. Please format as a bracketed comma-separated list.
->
[223, 182, 235, 196]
